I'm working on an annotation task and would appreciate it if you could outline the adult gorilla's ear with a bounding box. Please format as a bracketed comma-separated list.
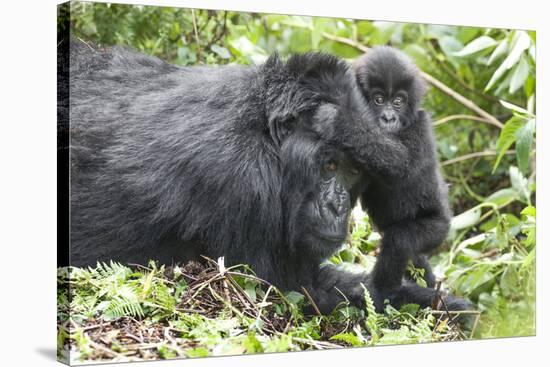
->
[263, 52, 320, 146]
[263, 52, 350, 146]
[311, 103, 338, 140]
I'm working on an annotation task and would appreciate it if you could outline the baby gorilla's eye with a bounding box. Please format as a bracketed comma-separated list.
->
[392, 95, 406, 108]
[325, 161, 338, 172]
[373, 94, 385, 106]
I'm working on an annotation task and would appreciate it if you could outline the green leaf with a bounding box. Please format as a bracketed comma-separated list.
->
[243, 332, 264, 353]
[487, 40, 508, 65]
[509, 56, 529, 94]
[330, 332, 363, 346]
[485, 188, 518, 206]
[399, 303, 420, 315]
[510, 166, 531, 203]
[525, 74, 536, 97]
[521, 205, 536, 218]
[502, 31, 531, 69]
[461, 266, 496, 291]
[458, 233, 489, 249]
[485, 31, 531, 91]
[185, 347, 209, 358]
[500, 100, 532, 116]
[485, 59, 509, 91]
[438, 36, 464, 58]
[452, 36, 496, 57]
[284, 291, 305, 306]
[515, 118, 535, 174]
[210, 44, 231, 59]
[492, 116, 524, 172]
[451, 207, 481, 231]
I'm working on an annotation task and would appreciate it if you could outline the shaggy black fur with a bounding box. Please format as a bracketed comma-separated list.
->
[64, 40, 466, 313]
[325, 46, 454, 308]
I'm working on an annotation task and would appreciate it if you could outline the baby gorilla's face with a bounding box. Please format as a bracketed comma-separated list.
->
[368, 87, 410, 132]
[354, 46, 427, 133]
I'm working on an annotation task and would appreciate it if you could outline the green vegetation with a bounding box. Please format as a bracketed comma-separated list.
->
[58, 1, 536, 363]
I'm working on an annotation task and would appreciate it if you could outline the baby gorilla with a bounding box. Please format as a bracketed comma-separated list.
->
[329, 46, 453, 308]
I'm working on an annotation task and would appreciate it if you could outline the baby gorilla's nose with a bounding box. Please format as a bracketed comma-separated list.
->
[381, 110, 397, 124]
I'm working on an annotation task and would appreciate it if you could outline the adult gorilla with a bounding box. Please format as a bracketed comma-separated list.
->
[62, 40, 465, 313]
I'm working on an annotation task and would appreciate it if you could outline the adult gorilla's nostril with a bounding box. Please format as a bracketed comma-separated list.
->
[326, 199, 339, 216]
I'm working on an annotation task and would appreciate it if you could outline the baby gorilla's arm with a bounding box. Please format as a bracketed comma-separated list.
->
[330, 119, 413, 180]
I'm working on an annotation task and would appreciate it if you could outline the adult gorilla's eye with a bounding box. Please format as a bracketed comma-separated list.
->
[392, 94, 407, 108]
[373, 94, 385, 105]
[325, 161, 338, 172]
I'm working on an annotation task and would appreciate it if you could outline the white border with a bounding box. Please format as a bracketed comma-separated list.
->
[0, 1, 546, 366]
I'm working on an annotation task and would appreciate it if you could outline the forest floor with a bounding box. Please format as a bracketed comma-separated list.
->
[57, 259, 476, 364]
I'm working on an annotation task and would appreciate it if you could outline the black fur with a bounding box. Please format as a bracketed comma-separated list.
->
[64, 40, 467, 313]
[326, 46, 453, 306]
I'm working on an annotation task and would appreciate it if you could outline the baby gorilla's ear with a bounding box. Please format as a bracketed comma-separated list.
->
[415, 108, 431, 123]
[311, 103, 339, 140]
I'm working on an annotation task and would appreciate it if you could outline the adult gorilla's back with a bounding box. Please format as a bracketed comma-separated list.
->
[68, 41, 354, 286]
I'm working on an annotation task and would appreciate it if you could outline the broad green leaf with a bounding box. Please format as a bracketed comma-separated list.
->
[462, 266, 496, 291]
[487, 40, 508, 65]
[492, 116, 524, 172]
[486, 31, 531, 91]
[485, 58, 509, 91]
[525, 74, 536, 98]
[280, 16, 311, 28]
[521, 205, 536, 218]
[210, 45, 231, 59]
[485, 188, 518, 206]
[451, 207, 481, 231]
[515, 118, 535, 174]
[185, 347, 209, 358]
[284, 291, 305, 306]
[438, 36, 463, 54]
[458, 233, 489, 248]
[425, 24, 457, 39]
[509, 56, 529, 94]
[502, 31, 531, 69]
[510, 166, 531, 204]
[330, 333, 363, 346]
[228, 36, 267, 64]
[453, 36, 496, 56]
[500, 100, 532, 116]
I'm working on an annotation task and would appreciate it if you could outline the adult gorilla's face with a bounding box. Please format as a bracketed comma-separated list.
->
[281, 131, 362, 260]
